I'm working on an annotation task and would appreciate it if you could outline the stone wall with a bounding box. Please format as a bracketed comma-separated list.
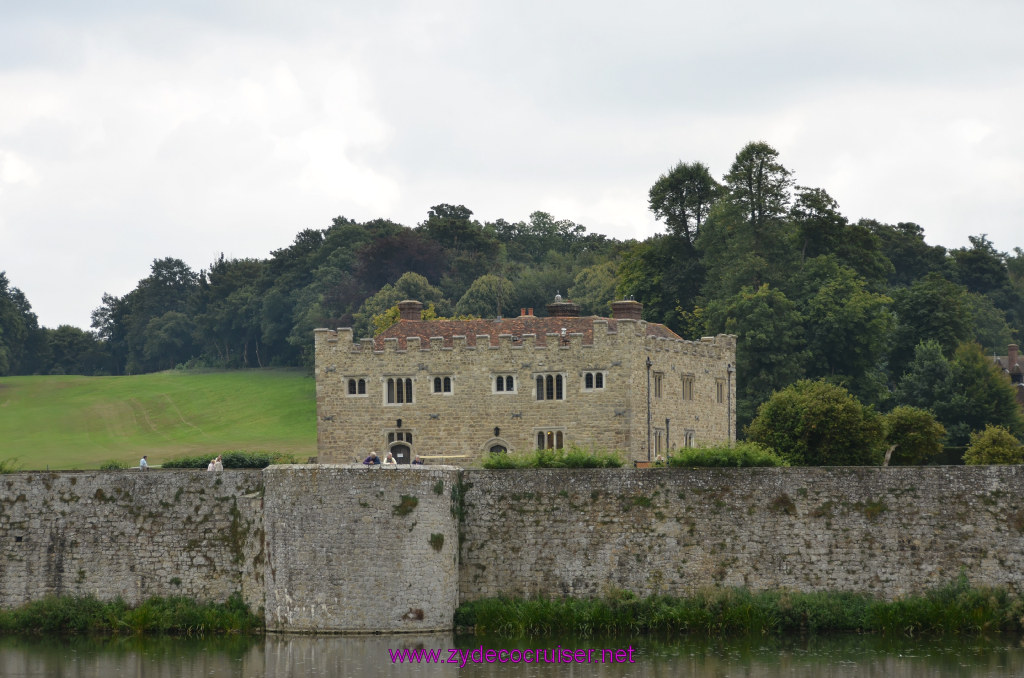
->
[0, 470, 265, 610]
[5, 465, 1024, 631]
[262, 465, 460, 632]
[458, 466, 1024, 601]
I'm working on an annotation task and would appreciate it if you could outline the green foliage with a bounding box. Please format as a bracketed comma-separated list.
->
[883, 406, 946, 465]
[99, 460, 130, 470]
[667, 442, 788, 468]
[456, 577, 1024, 637]
[747, 380, 885, 466]
[703, 284, 808, 429]
[648, 160, 720, 243]
[963, 425, 1024, 465]
[0, 593, 262, 636]
[160, 450, 299, 469]
[0, 457, 21, 474]
[455, 274, 517, 318]
[481, 446, 623, 469]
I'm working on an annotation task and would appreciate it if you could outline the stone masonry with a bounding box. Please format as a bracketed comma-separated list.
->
[5, 465, 1024, 632]
[314, 298, 737, 465]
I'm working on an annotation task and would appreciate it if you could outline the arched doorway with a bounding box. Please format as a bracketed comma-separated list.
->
[390, 443, 412, 464]
[483, 438, 511, 455]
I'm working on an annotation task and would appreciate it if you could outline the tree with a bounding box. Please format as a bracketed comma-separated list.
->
[569, 261, 619, 316]
[896, 340, 1024, 445]
[455, 275, 517, 318]
[746, 380, 885, 466]
[616, 234, 703, 332]
[889, 273, 975, 378]
[882, 406, 946, 466]
[798, 261, 894, 395]
[703, 284, 808, 429]
[648, 161, 720, 243]
[790, 186, 847, 262]
[722, 141, 793, 242]
[864, 220, 947, 288]
[963, 425, 1024, 465]
[948, 342, 1024, 442]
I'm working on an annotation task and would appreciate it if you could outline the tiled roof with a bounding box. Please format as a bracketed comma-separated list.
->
[372, 315, 681, 350]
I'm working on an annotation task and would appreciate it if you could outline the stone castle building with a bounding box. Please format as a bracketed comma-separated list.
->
[314, 296, 736, 464]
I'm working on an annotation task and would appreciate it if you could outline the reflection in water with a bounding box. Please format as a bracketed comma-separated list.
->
[1, 633, 1023, 677]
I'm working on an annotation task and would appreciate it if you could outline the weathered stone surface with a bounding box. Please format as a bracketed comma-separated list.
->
[4, 465, 1024, 631]
[459, 466, 1024, 601]
[0, 470, 265, 610]
[262, 465, 460, 632]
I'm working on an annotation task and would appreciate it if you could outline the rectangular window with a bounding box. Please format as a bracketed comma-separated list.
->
[654, 372, 664, 399]
[682, 375, 694, 401]
[536, 373, 565, 401]
[716, 379, 725, 404]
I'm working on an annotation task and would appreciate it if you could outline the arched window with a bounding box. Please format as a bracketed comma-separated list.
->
[536, 374, 565, 401]
[490, 444, 507, 454]
[444, 377, 451, 391]
[357, 378, 366, 394]
[537, 430, 565, 450]
[434, 377, 441, 392]
[505, 375, 514, 391]
[387, 378, 413, 404]
[585, 373, 593, 389]
[348, 379, 357, 395]
[595, 373, 603, 388]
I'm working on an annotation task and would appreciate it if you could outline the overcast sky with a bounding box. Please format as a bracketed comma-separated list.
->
[2, 0, 1022, 330]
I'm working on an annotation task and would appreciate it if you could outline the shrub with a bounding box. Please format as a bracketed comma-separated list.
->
[668, 442, 788, 468]
[161, 450, 299, 469]
[481, 446, 623, 469]
[747, 380, 885, 466]
[882, 406, 946, 465]
[963, 425, 1024, 465]
[0, 457, 21, 474]
[99, 460, 130, 470]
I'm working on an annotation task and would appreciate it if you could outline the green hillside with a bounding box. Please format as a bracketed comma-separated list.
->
[0, 369, 315, 470]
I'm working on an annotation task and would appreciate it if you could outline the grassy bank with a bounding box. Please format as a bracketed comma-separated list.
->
[456, 579, 1024, 637]
[0, 594, 262, 636]
[0, 369, 314, 469]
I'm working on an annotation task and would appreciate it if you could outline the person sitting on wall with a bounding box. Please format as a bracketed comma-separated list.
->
[139, 455, 149, 470]
[213, 455, 224, 472]
[412, 455, 424, 465]
[363, 452, 380, 465]
[207, 458, 216, 471]
[383, 452, 398, 466]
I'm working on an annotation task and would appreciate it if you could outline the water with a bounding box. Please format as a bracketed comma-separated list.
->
[2, 633, 1024, 677]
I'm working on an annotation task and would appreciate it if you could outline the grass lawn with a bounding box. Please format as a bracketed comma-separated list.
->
[0, 369, 315, 470]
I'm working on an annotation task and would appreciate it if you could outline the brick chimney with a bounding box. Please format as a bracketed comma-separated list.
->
[546, 294, 580, 318]
[1010, 343, 1020, 370]
[611, 299, 644, 320]
[397, 300, 423, 321]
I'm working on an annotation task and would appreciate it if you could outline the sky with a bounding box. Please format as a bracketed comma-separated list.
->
[2, 0, 1023, 330]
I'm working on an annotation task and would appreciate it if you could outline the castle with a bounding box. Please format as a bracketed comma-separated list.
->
[314, 296, 736, 464]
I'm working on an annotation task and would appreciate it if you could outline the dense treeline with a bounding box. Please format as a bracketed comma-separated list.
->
[2, 141, 1022, 444]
